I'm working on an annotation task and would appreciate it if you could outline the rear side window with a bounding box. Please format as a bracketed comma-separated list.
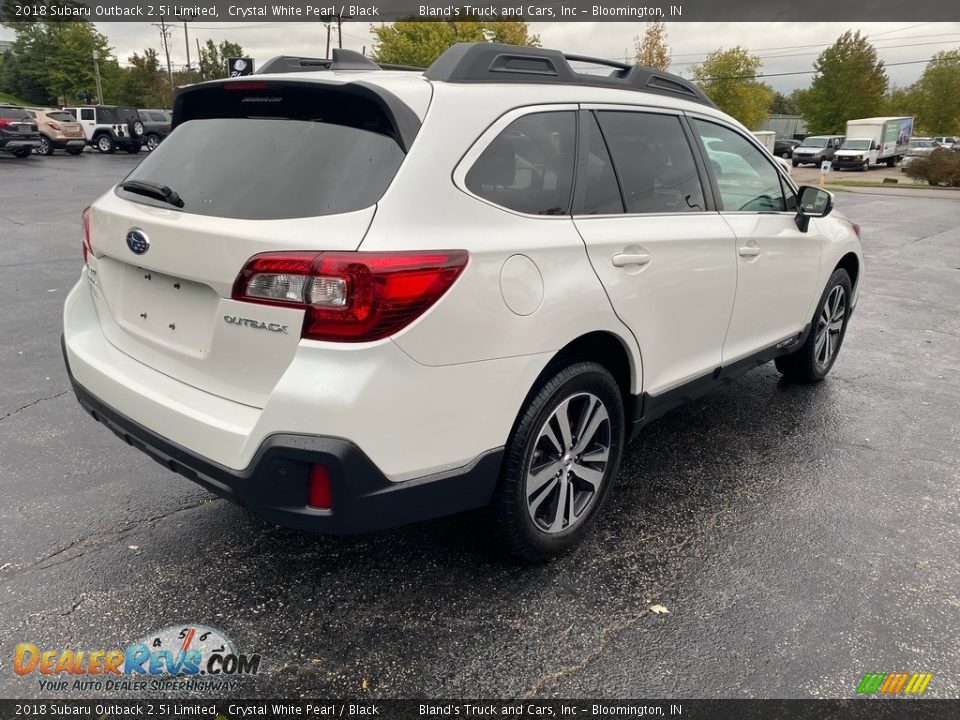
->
[465, 111, 576, 216]
[597, 111, 706, 214]
[80, 109, 95, 121]
[574, 113, 624, 215]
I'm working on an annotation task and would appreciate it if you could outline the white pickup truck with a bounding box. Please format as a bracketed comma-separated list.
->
[833, 116, 913, 170]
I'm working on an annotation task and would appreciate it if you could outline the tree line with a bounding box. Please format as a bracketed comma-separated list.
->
[638, 24, 959, 135]
[0, 21, 243, 109]
[2, 20, 956, 136]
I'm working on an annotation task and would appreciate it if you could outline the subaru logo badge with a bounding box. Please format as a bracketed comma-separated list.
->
[126, 229, 149, 255]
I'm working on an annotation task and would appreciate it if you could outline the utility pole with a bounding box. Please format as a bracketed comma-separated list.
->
[325, 22, 331, 59]
[337, 15, 342, 49]
[92, 49, 103, 104]
[179, 12, 195, 81]
[196, 37, 202, 79]
[152, 16, 174, 87]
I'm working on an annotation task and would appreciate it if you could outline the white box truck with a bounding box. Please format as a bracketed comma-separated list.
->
[833, 116, 913, 170]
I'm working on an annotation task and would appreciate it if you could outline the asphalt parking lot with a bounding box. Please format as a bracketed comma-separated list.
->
[1, 152, 958, 699]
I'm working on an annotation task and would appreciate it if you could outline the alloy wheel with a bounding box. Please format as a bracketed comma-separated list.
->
[815, 285, 846, 370]
[525, 392, 611, 534]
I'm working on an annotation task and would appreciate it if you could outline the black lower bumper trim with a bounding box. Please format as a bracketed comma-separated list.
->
[63, 338, 503, 534]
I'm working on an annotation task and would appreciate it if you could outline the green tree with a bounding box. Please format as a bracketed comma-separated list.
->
[634, 21, 670, 71]
[118, 48, 170, 109]
[912, 50, 960, 134]
[798, 31, 887, 134]
[196, 39, 245, 81]
[0, 21, 119, 105]
[371, 21, 539, 68]
[769, 90, 797, 115]
[691, 47, 773, 129]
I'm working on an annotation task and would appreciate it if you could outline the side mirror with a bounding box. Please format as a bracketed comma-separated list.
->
[795, 186, 834, 232]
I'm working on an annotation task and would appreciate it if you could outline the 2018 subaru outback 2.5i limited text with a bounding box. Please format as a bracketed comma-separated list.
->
[62, 44, 863, 561]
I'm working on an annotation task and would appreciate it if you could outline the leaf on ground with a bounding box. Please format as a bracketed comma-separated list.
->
[649, 604, 670, 615]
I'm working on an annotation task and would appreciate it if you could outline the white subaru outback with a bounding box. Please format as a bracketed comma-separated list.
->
[62, 44, 863, 561]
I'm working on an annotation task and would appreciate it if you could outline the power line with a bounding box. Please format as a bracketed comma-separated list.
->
[699, 57, 935, 82]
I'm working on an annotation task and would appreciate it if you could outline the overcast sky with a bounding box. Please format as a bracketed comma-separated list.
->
[2, 21, 958, 92]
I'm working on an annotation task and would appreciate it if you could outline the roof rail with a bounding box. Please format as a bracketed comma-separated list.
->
[424, 43, 716, 109]
[259, 49, 424, 75]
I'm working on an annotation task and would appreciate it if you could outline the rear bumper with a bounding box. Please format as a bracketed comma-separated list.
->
[53, 137, 86, 149]
[1, 139, 40, 151]
[63, 337, 502, 534]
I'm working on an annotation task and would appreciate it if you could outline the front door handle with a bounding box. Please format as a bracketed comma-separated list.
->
[738, 246, 761, 257]
[612, 252, 651, 267]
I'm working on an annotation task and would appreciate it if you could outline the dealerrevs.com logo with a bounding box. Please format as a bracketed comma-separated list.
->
[13, 625, 261, 693]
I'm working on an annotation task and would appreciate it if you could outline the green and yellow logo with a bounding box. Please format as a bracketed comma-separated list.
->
[856, 672, 933, 695]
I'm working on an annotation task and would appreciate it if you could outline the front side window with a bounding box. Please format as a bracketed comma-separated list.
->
[597, 111, 705, 214]
[692, 119, 788, 212]
[465, 111, 576, 216]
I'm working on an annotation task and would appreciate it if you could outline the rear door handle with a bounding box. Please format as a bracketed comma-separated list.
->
[612, 252, 651, 267]
[738, 246, 761, 257]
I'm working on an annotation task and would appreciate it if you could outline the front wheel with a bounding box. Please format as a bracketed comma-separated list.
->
[775, 268, 853, 382]
[493, 361, 625, 562]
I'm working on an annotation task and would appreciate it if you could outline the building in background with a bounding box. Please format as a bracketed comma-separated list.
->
[761, 114, 808, 140]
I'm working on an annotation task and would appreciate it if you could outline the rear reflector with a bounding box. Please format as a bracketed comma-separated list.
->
[233, 250, 468, 342]
[307, 465, 332, 509]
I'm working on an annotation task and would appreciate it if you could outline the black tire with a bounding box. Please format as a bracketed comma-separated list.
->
[37, 136, 54, 156]
[124, 143, 142, 154]
[12, 147, 32, 158]
[95, 134, 115, 154]
[492, 361, 625, 562]
[792, 159, 799, 167]
[775, 268, 853, 383]
[66, 147, 84, 156]
[145, 134, 160, 151]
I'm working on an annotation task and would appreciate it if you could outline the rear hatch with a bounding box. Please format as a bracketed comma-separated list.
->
[0, 106, 39, 138]
[44, 111, 84, 138]
[86, 78, 424, 408]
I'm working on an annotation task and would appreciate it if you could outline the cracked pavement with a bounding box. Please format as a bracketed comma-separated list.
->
[0, 153, 958, 699]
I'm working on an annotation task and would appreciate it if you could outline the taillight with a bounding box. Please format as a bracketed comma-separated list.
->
[81, 207, 91, 264]
[0, 119, 11, 128]
[47, 121, 61, 131]
[233, 250, 469, 342]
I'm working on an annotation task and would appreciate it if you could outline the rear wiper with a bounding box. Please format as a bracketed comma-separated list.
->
[120, 180, 185, 208]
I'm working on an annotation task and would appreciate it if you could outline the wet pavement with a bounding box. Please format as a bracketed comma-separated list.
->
[1, 152, 958, 699]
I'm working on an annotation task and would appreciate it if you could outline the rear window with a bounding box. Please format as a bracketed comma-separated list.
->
[0, 106, 31, 120]
[120, 117, 405, 220]
[47, 111, 76, 122]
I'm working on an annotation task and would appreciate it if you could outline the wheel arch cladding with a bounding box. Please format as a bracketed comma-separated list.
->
[530, 331, 636, 425]
[836, 252, 860, 292]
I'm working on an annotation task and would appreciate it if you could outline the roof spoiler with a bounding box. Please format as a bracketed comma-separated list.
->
[260, 49, 424, 74]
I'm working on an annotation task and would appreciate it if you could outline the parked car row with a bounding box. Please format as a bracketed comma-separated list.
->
[0, 102, 171, 158]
